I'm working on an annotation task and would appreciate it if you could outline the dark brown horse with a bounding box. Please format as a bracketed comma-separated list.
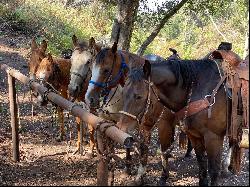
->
[139, 57, 231, 185]
[84, 42, 192, 185]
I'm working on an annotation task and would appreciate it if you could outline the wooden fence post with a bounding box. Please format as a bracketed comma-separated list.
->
[7, 74, 20, 162]
[96, 128, 109, 186]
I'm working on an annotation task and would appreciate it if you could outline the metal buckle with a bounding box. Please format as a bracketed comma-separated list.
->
[205, 95, 215, 106]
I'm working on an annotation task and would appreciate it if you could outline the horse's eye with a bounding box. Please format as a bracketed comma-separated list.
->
[134, 94, 143, 100]
[103, 69, 109, 74]
[86, 60, 91, 65]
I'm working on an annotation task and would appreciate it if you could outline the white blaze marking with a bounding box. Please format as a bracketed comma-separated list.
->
[85, 65, 100, 102]
[70, 51, 92, 92]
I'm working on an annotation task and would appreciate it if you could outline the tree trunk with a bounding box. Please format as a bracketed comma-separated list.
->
[243, 13, 249, 59]
[110, 0, 139, 50]
[136, 0, 189, 56]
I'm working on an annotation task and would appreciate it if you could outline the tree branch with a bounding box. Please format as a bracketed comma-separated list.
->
[136, 0, 189, 56]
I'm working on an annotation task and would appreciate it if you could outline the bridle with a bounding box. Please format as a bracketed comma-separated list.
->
[89, 51, 128, 103]
[119, 76, 160, 126]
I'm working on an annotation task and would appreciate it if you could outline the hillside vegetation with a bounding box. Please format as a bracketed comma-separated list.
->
[0, 0, 248, 58]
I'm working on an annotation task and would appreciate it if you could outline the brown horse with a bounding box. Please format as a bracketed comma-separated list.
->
[35, 51, 96, 155]
[28, 38, 47, 80]
[139, 55, 237, 185]
[84, 42, 192, 185]
[35, 53, 71, 141]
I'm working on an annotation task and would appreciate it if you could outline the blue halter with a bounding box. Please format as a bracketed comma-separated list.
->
[89, 52, 128, 89]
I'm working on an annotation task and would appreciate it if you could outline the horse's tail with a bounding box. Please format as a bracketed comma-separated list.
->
[178, 129, 188, 149]
[228, 114, 244, 175]
[229, 144, 243, 175]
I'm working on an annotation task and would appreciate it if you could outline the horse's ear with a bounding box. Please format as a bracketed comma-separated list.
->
[31, 38, 38, 50]
[211, 50, 223, 60]
[47, 53, 53, 62]
[40, 40, 47, 53]
[111, 42, 118, 54]
[72, 34, 78, 47]
[89, 37, 96, 48]
[143, 60, 151, 79]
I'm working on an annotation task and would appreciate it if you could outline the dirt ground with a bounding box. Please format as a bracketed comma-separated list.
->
[0, 23, 249, 186]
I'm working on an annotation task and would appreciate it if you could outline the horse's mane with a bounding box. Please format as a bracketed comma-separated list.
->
[161, 59, 218, 89]
[95, 48, 110, 64]
[128, 68, 145, 83]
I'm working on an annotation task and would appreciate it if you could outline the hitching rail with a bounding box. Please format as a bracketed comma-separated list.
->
[1, 63, 133, 186]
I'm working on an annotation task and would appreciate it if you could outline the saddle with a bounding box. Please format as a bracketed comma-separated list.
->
[209, 50, 249, 146]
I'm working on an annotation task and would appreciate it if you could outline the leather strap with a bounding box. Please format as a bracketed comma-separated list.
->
[175, 99, 210, 120]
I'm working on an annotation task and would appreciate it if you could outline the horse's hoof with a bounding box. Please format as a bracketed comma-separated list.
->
[158, 177, 167, 186]
[220, 170, 231, 178]
[85, 152, 94, 159]
[56, 136, 64, 142]
[83, 141, 89, 146]
[184, 153, 192, 158]
[124, 166, 132, 175]
[199, 178, 208, 186]
[127, 178, 143, 186]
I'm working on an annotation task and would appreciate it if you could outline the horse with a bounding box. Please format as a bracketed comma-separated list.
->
[67, 34, 102, 156]
[84, 42, 193, 184]
[138, 55, 239, 185]
[28, 38, 47, 80]
[35, 53, 71, 141]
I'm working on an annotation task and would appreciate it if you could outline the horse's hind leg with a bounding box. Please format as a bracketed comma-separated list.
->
[185, 138, 193, 157]
[204, 133, 224, 186]
[189, 135, 208, 186]
[57, 107, 65, 141]
[88, 123, 95, 157]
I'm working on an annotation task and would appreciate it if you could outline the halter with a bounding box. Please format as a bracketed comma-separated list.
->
[119, 77, 160, 126]
[71, 71, 88, 82]
[89, 52, 128, 95]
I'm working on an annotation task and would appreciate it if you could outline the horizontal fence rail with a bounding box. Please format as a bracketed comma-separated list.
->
[1, 63, 134, 186]
[1, 63, 133, 147]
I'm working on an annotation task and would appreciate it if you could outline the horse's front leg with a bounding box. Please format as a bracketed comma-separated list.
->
[189, 135, 209, 186]
[125, 148, 132, 175]
[134, 130, 151, 185]
[158, 119, 175, 186]
[74, 117, 88, 155]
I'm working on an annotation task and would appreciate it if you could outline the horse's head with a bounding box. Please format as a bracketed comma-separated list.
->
[28, 38, 47, 80]
[68, 35, 101, 102]
[35, 53, 60, 106]
[85, 42, 128, 109]
[116, 67, 150, 133]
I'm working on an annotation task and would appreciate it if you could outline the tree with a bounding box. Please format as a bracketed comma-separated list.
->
[136, 0, 188, 55]
[110, 0, 140, 50]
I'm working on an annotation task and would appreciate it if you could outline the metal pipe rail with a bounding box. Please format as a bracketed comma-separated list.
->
[1, 63, 134, 185]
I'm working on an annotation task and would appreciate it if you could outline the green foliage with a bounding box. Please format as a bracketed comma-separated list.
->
[0, 0, 248, 59]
